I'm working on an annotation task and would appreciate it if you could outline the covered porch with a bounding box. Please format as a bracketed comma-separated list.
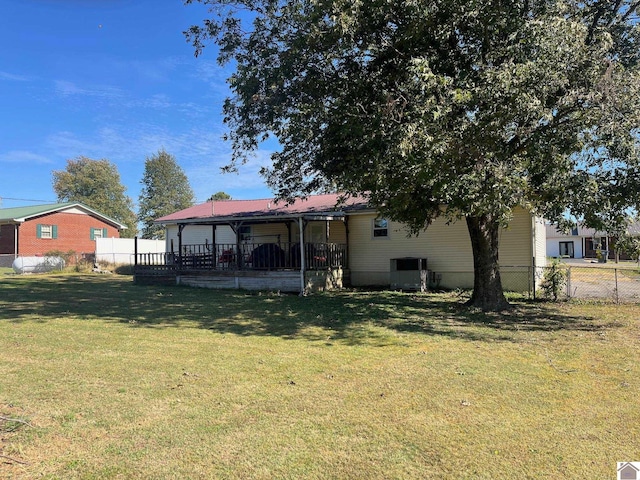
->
[133, 212, 350, 293]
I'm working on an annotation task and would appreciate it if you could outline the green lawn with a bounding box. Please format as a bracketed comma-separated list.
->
[1, 274, 638, 479]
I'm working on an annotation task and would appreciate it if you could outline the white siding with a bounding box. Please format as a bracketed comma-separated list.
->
[546, 236, 584, 259]
[165, 224, 235, 252]
[545, 224, 586, 259]
[534, 217, 547, 267]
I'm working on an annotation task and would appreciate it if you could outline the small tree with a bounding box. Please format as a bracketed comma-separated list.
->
[540, 259, 569, 301]
[138, 149, 195, 239]
[52, 157, 138, 237]
[615, 233, 640, 263]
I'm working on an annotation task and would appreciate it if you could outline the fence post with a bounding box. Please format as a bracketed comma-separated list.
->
[615, 268, 619, 304]
[566, 267, 571, 298]
[531, 266, 535, 300]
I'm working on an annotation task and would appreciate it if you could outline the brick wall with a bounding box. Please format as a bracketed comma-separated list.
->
[18, 212, 120, 256]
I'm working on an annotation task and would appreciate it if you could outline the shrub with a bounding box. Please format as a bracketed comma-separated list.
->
[540, 259, 568, 301]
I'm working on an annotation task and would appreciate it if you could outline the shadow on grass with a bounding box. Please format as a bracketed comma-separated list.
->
[0, 275, 607, 344]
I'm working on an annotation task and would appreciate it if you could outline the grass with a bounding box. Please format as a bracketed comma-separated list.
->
[1, 274, 639, 479]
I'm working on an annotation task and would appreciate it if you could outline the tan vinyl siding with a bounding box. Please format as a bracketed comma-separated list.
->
[348, 208, 534, 290]
[327, 220, 347, 243]
[249, 223, 290, 243]
[294, 220, 347, 244]
[496, 207, 533, 266]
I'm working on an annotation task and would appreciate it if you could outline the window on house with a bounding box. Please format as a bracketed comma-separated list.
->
[373, 218, 389, 238]
[571, 227, 579, 236]
[559, 241, 574, 258]
[90, 228, 108, 240]
[36, 224, 57, 239]
[238, 225, 252, 242]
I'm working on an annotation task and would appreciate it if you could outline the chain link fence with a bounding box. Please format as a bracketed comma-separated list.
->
[436, 264, 640, 303]
[564, 266, 640, 303]
[0, 254, 16, 268]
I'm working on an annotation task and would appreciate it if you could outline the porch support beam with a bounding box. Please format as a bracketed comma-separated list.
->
[177, 224, 187, 271]
[14, 224, 19, 258]
[298, 217, 306, 295]
[230, 221, 245, 269]
[212, 225, 217, 269]
[344, 217, 350, 271]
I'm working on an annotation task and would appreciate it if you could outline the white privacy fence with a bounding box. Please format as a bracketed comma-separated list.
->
[95, 238, 165, 265]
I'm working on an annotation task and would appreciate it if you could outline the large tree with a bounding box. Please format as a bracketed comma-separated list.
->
[53, 157, 138, 238]
[138, 149, 195, 239]
[185, 0, 640, 310]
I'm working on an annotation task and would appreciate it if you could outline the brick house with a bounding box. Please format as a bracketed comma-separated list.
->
[0, 203, 126, 267]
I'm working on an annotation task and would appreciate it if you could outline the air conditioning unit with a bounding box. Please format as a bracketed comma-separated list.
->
[390, 258, 428, 292]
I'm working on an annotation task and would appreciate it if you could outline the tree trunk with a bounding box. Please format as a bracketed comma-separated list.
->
[465, 215, 511, 311]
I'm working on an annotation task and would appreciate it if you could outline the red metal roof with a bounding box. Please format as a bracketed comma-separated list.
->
[156, 193, 370, 222]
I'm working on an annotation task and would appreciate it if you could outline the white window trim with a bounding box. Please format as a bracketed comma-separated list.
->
[40, 224, 53, 239]
[372, 218, 390, 239]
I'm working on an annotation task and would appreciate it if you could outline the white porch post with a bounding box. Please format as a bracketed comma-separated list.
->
[298, 216, 306, 295]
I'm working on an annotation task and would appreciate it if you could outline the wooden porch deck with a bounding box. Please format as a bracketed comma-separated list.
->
[133, 242, 348, 293]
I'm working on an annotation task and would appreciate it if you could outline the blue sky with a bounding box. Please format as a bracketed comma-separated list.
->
[0, 0, 274, 209]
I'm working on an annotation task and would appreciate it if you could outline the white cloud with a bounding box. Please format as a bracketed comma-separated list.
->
[0, 71, 31, 82]
[0, 150, 53, 164]
[54, 80, 124, 99]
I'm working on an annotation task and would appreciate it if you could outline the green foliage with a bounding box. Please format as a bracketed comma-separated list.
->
[186, 0, 640, 309]
[540, 259, 569, 301]
[52, 157, 138, 237]
[208, 191, 232, 201]
[138, 149, 195, 239]
[615, 233, 640, 261]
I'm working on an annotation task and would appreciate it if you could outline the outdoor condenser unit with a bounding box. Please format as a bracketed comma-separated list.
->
[390, 257, 428, 292]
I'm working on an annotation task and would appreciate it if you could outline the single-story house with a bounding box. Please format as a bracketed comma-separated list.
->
[135, 194, 546, 293]
[545, 222, 640, 260]
[0, 203, 126, 267]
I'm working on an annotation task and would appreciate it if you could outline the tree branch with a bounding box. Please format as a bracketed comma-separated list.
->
[0, 454, 30, 465]
[0, 415, 32, 428]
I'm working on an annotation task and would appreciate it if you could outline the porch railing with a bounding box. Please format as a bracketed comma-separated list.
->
[135, 242, 347, 273]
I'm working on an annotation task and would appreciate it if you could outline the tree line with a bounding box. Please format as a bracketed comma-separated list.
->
[51, 150, 230, 240]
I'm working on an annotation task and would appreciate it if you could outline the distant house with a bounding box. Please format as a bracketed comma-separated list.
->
[0, 203, 126, 267]
[546, 222, 640, 260]
[135, 194, 546, 293]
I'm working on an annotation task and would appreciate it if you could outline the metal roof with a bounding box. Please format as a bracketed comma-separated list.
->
[155, 193, 372, 225]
